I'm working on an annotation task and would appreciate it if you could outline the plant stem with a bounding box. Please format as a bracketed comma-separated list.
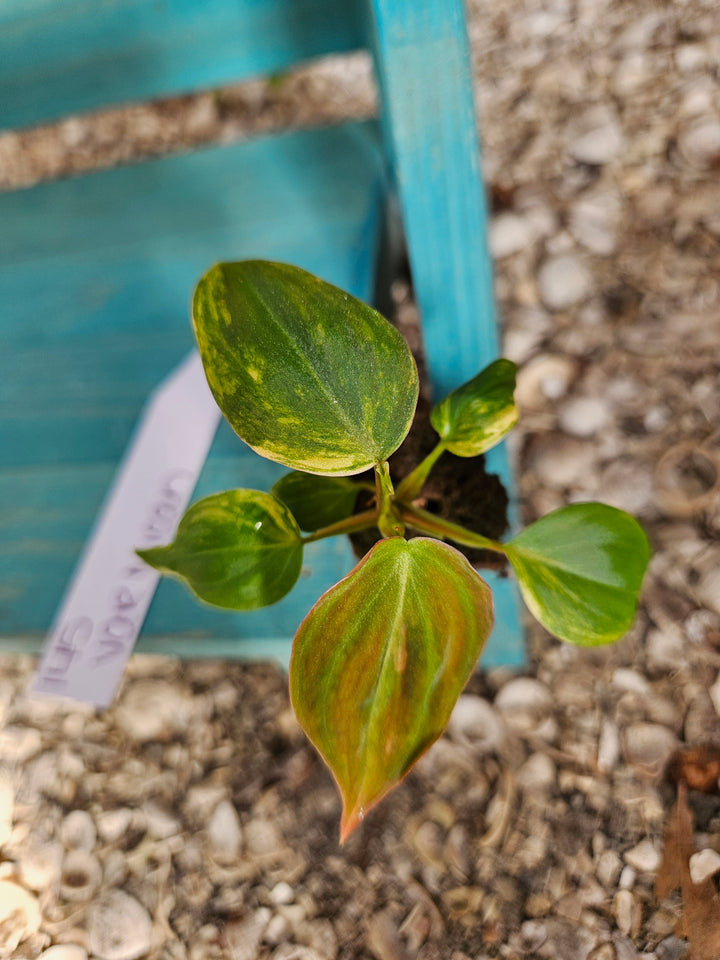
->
[397, 502, 507, 554]
[395, 440, 446, 501]
[301, 509, 378, 544]
[375, 461, 405, 538]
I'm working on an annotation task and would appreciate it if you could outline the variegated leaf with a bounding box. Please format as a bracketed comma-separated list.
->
[430, 358, 518, 457]
[193, 261, 419, 475]
[137, 489, 302, 609]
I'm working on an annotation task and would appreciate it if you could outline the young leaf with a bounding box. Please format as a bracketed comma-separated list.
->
[504, 502, 650, 646]
[290, 537, 494, 842]
[193, 261, 419, 475]
[430, 358, 518, 457]
[137, 489, 302, 610]
[272, 471, 362, 532]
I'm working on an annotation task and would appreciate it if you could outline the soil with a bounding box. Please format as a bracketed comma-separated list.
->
[349, 395, 509, 570]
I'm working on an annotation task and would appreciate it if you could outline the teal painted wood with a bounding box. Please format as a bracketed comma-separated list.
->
[370, 0, 498, 397]
[0, 0, 363, 131]
[1, 0, 525, 669]
[370, 0, 525, 667]
[0, 122, 385, 660]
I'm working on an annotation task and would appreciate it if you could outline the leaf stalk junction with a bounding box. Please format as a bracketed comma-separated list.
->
[300, 458, 507, 555]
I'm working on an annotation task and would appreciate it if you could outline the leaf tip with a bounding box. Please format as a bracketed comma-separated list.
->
[339, 803, 366, 845]
[135, 546, 166, 569]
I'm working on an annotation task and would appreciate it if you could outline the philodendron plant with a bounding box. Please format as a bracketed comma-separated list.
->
[138, 260, 650, 842]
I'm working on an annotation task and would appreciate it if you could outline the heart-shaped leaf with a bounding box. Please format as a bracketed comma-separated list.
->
[504, 502, 650, 646]
[430, 358, 518, 457]
[137, 489, 303, 610]
[272, 471, 362, 532]
[193, 261, 419, 475]
[290, 537, 494, 842]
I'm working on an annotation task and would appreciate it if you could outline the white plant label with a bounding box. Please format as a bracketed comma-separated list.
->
[31, 352, 221, 708]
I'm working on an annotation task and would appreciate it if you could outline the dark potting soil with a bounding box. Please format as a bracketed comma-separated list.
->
[349, 395, 509, 570]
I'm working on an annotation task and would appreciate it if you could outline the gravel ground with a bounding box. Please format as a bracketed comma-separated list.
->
[2, 0, 720, 958]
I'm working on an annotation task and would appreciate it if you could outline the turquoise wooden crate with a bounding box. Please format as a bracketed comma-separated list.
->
[0, 0, 524, 668]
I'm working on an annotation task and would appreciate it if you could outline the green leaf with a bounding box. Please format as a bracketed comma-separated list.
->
[137, 489, 303, 610]
[272, 471, 362, 532]
[504, 502, 650, 646]
[193, 260, 419, 475]
[290, 537, 493, 842]
[430, 358, 518, 457]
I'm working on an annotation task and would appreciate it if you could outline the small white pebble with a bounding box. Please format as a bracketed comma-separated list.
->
[515, 354, 576, 409]
[19, 841, 63, 891]
[676, 43, 707, 72]
[689, 848, 720, 884]
[495, 678, 552, 713]
[538, 254, 592, 310]
[263, 914, 290, 946]
[596, 849, 623, 888]
[597, 720, 621, 773]
[208, 800, 242, 860]
[624, 839, 661, 874]
[569, 111, 624, 165]
[143, 802, 180, 840]
[559, 396, 609, 438]
[38, 946, 88, 960]
[96, 808, 133, 843]
[534, 715, 560, 744]
[679, 118, 720, 170]
[612, 668, 650, 695]
[269, 881, 294, 905]
[623, 723, 678, 774]
[613, 889, 635, 936]
[646, 628, 684, 673]
[531, 435, 591, 490]
[115, 681, 192, 743]
[0, 881, 41, 951]
[448, 695, 507, 752]
[87, 890, 152, 960]
[61, 810, 97, 851]
[490, 213, 536, 258]
[619, 865, 636, 889]
[570, 189, 621, 255]
[0, 727, 42, 765]
[516, 752, 557, 792]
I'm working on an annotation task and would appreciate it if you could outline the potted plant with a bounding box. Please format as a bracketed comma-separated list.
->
[138, 260, 650, 841]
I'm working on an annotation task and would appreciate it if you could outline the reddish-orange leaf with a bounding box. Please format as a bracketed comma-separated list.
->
[289, 537, 494, 842]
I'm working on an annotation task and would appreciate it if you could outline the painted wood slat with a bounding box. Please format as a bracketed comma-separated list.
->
[0, 0, 364, 131]
[2, 0, 524, 668]
[369, 0, 525, 667]
[369, 0, 498, 398]
[0, 122, 385, 661]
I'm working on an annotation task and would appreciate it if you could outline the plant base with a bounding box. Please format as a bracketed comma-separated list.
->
[350, 398, 509, 569]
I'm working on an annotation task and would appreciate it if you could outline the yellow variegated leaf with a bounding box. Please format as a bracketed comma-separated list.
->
[138, 489, 302, 610]
[193, 261, 419, 475]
